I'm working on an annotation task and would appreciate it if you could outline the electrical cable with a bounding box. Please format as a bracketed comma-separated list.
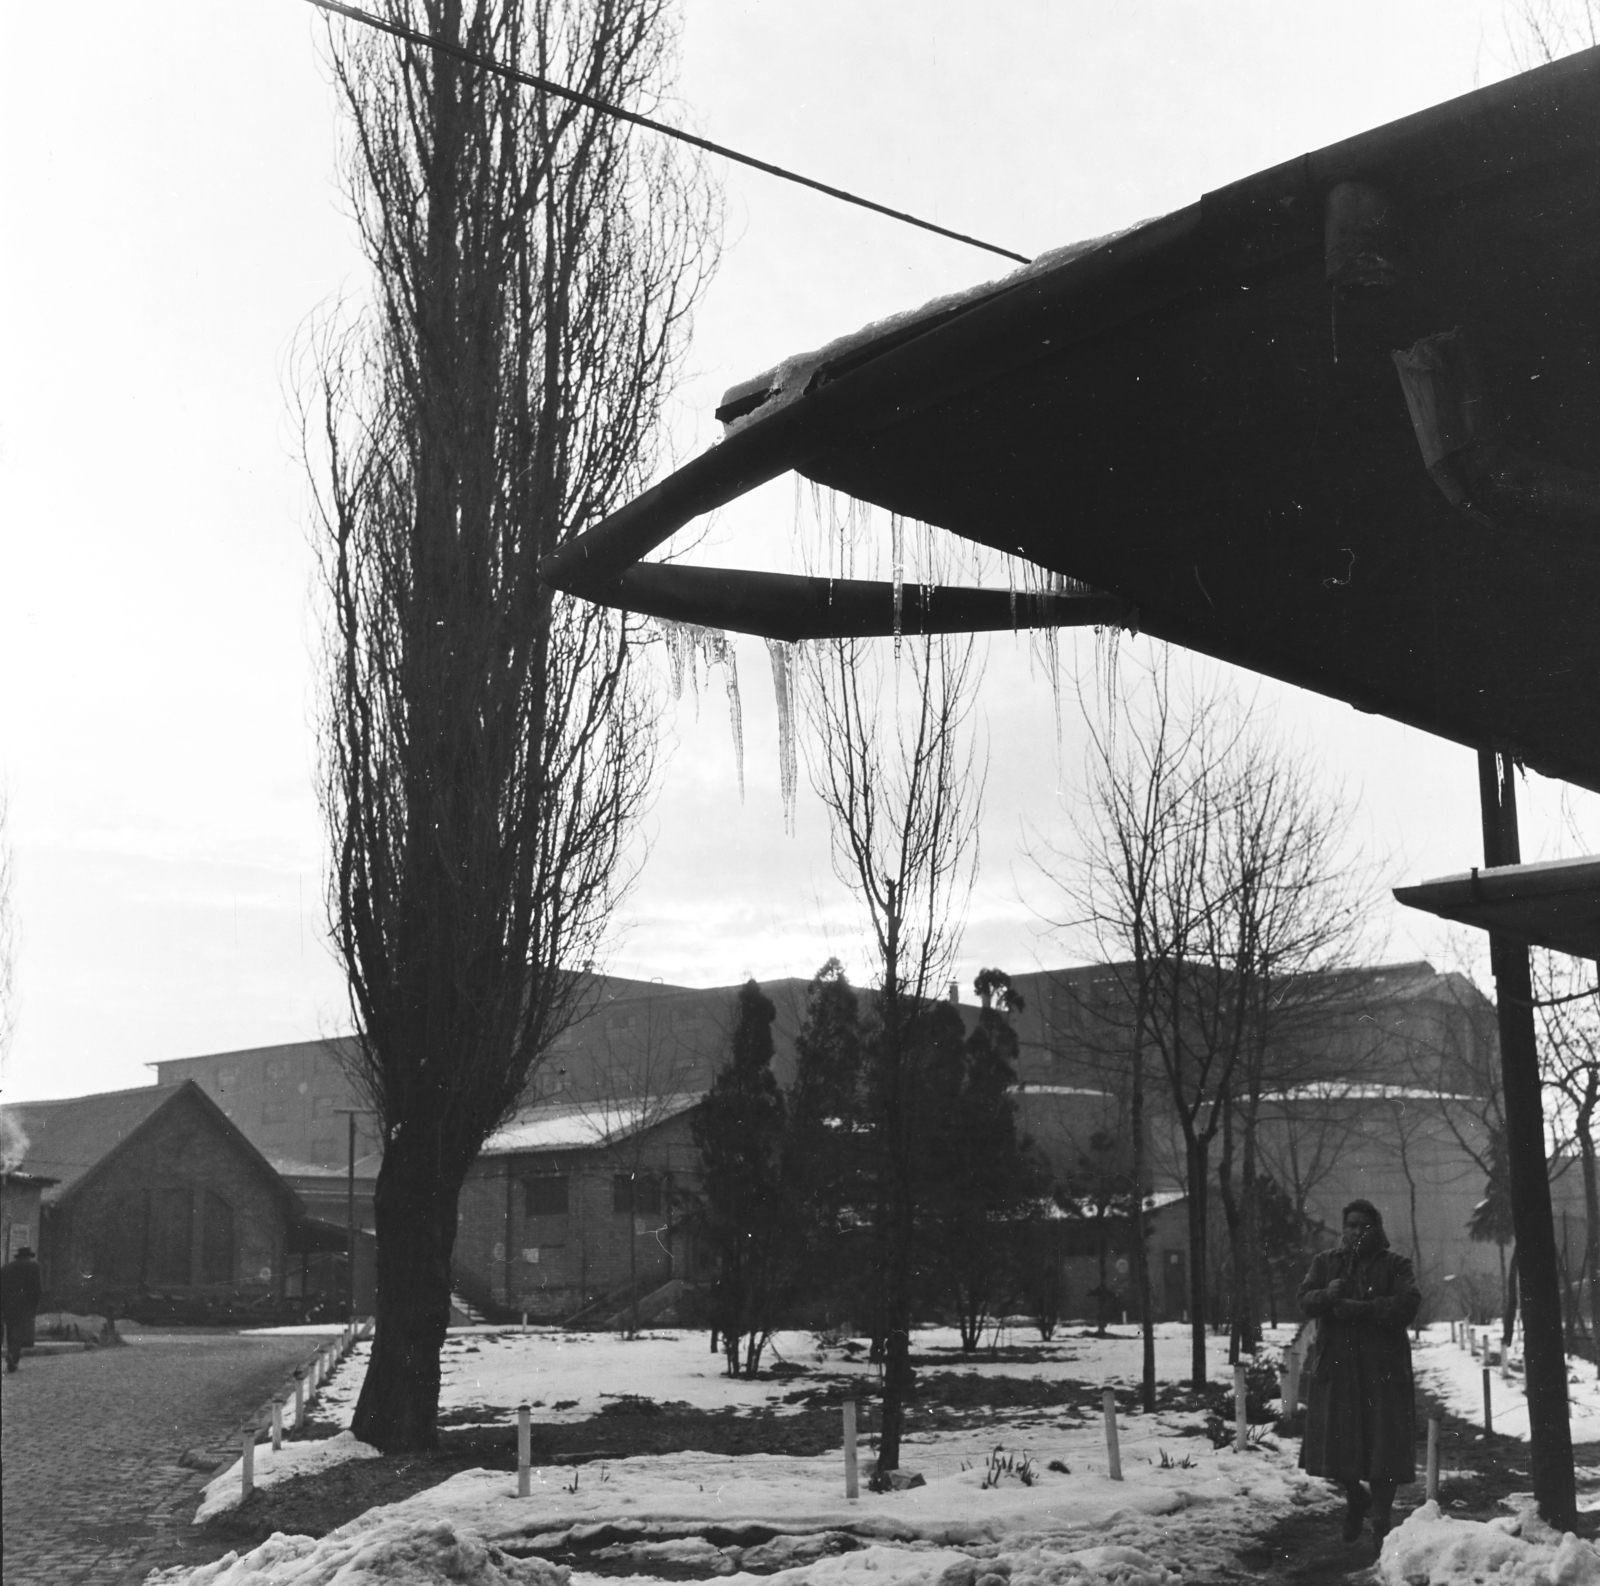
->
[303, 0, 1031, 266]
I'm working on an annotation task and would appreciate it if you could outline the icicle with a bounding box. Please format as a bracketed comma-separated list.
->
[765, 638, 800, 835]
[891, 512, 904, 659]
[719, 635, 745, 802]
[655, 618, 744, 793]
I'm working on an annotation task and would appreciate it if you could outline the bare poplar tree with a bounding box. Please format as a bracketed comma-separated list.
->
[306, 0, 715, 1452]
[802, 630, 984, 1475]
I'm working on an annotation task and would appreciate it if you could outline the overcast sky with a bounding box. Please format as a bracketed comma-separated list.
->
[3, 0, 1595, 1103]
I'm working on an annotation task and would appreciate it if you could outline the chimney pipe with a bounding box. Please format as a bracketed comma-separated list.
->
[947, 980, 959, 1005]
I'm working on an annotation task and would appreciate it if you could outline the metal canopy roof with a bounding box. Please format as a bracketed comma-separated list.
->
[544, 47, 1600, 792]
[1393, 855, 1600, 960]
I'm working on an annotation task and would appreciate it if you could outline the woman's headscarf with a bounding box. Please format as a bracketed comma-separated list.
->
[1341, 1198, 1391, 1252]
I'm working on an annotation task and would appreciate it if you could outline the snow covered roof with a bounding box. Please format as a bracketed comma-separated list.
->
[479, 1092, 706, 1156]
[1041, 1189, 1186, 1221]
[715, 225, 1148, 436]
[1262, 1084, 1481, 1103]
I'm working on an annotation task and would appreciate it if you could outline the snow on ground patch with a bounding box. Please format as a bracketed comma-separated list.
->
[723, 1543, 978, 1586]
[1377, 1500, 1600, 1586]
[195, 1431, 381, 1522]
[1412, 1326, 1600, 1443]
[311, 1323, 1268, 1434]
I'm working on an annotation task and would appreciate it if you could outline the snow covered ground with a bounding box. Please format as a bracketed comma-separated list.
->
[1412, 1326, 1600, 1444]
[167, 1323, 1600, 1586]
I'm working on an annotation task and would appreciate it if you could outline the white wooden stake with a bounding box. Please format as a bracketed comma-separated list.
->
[241, 1428, 256, 1500]
[843, 1401, 859, 1499]
[271, 1399, 284, 1452]
[293, 1368, 306, 1427]
[1234, 1365, 1248, 1453]
[517, 1402, 531, 1497]
[1426, 1417, 1440, 1500]
[1102, 1388, 1123, 1481]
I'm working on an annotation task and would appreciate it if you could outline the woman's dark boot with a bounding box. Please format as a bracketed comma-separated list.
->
[1341, 1482, 1371, 1543]
[1370, 1481, 1397, 1558]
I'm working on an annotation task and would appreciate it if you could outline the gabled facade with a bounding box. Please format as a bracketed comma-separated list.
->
[8, 1080, 342, 1318]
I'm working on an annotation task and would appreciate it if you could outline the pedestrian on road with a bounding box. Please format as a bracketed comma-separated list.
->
[2, 1245, 43, 1372]
[1297, 1199, 1421, 1558]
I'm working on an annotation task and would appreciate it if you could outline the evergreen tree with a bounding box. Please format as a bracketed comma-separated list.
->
[786, 960, 871, 1328]
[692, 980, 793, 1376]
[926, 970, 1042, 1351]
[1061, 1129, 1139, 1336]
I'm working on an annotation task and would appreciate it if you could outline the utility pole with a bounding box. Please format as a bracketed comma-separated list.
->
[1477, 750, 1575, 1528]
[335, 1108, 371, 1321]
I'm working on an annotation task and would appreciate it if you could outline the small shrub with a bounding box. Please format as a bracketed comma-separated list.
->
[598, 1394, 661, 1416]
[980, 1447, 1036, 1489]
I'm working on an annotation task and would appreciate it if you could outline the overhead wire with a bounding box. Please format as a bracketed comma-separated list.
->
[302, 0, 1032, 267]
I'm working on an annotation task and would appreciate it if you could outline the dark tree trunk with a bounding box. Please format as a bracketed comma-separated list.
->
[1219, 1101, 1243, 1365]
[1503, 1248, 1520, 1350]
[875, 895, 912, 1477]
[1129, 1021, 1156, 1411]
[1581, 1098, 1600, 1372]
[351, 1136, 463, 1451]
[1239, 1095, 1262, 1355]
[1185, 1134, 1210, 1389]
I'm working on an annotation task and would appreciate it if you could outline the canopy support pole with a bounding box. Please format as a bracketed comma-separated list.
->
[1477, 748, 1576, 1528]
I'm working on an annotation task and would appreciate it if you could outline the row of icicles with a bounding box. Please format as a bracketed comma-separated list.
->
[653, 492, 1130, 834]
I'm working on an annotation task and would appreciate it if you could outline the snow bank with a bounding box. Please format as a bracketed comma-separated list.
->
[195, 1431, 380, 1522]
[1377, 1500, 1600, 1586]
[147, 1518, 568, 1586]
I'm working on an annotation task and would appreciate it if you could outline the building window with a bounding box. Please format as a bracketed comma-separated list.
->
[148, 1187, 193, 1286]
[613, 1173, 661, 1215]
[265, 1057, 292, 1083]
[313, 1095, 337, 1119]
[262, 1100, 287, 1124]
[216, 1064, 241, 1093]
[201, 1191, 235, 1285]
[524, 1176, 569, 1217]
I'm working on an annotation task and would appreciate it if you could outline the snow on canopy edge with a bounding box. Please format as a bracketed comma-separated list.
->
[718, 220, 1159, 437]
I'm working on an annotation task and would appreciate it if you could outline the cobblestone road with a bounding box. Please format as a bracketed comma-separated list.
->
[1, 1332, 324, 1586]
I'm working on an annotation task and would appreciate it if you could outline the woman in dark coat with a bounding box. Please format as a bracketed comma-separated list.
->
[1298, 1200, 1421, 1555]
